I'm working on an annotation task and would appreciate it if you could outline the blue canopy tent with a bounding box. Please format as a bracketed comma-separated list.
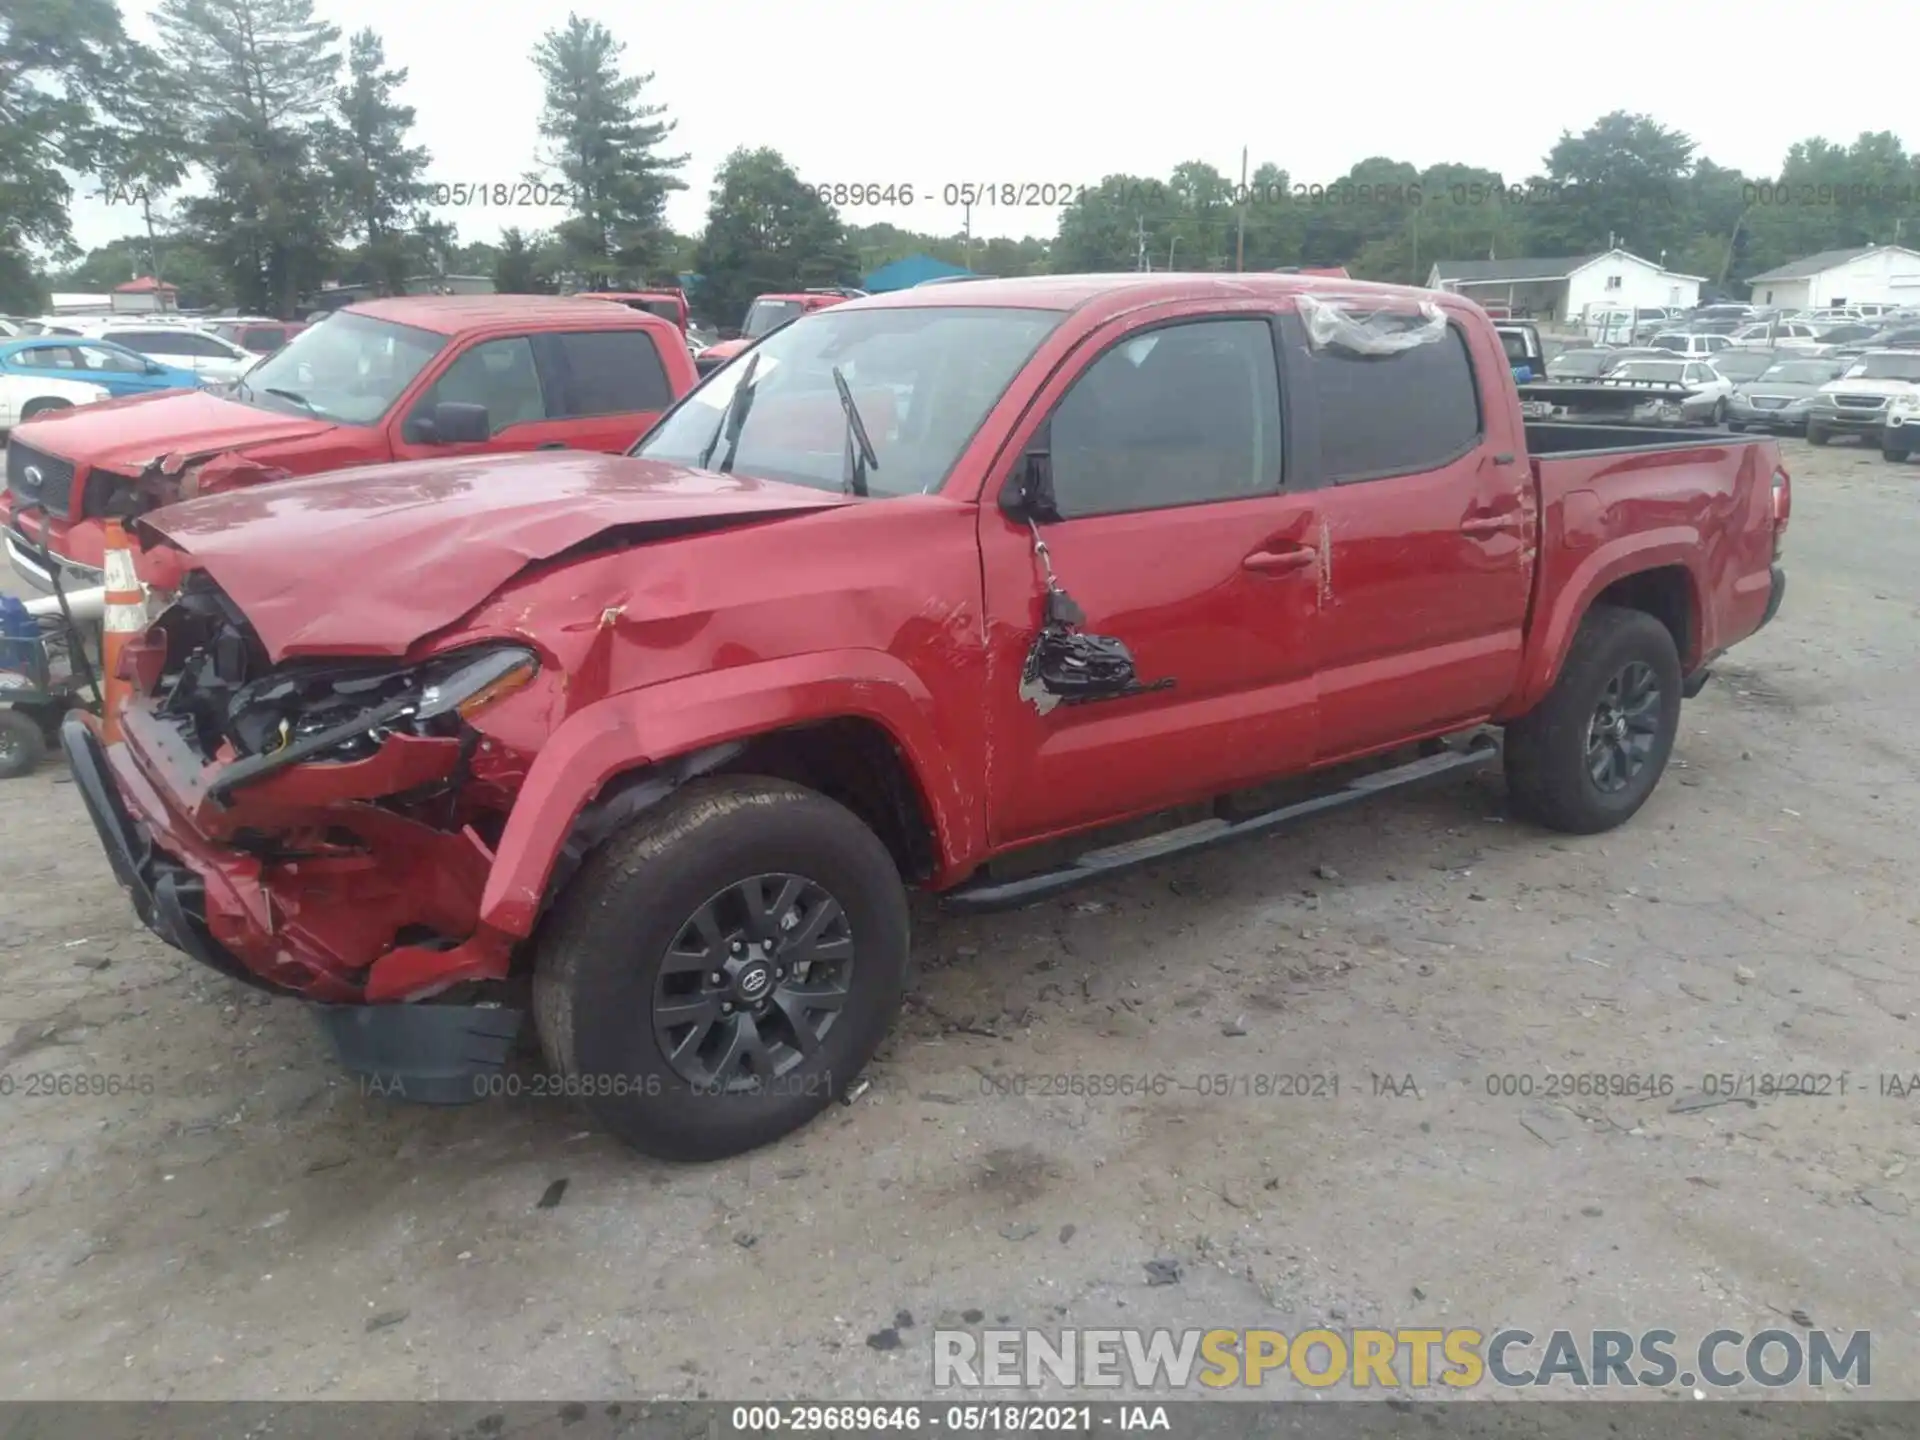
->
[861, 255, 979, 292]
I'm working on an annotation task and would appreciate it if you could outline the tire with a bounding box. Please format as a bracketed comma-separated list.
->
[1885, 441, 1911, 462]
[19, 399, 72, 422]
[1806, 424, 1829, 445]
[1502, 605, 1682, 835]
[1726, 421, 1745, 432]
[533, 776, 910, 1161]
[0, 709, 46, 779]
[1710, 399, 1727, 425]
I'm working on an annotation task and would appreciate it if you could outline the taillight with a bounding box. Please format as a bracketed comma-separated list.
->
[1771, 465, 1791, 556]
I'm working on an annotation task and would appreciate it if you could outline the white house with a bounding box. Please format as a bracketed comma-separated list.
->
[1745, 245, 1920, 311]
[1425, 249, 1703, 322]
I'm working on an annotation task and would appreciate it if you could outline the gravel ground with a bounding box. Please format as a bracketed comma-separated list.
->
[0, 435, 1915, 1405]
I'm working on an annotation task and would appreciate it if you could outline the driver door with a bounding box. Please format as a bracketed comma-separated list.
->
[387, 335, 579, 460]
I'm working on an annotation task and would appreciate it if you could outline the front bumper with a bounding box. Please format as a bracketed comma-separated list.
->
[1729, 401, 1812, 431]
[5, 522, 102, 595]
[61, 715, 523, 1101]
[1810, 406, 1886, 433]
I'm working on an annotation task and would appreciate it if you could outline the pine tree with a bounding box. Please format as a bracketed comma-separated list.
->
[324, 28, 431, 296]
[530, 14, 686, 287]
[155, 0, 343, 313]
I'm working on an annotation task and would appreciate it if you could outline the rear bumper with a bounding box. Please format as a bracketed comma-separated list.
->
[1759, 564, 1787, 633]
[61, 715, 523, 1101]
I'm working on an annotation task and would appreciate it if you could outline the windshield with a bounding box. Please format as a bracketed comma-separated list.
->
[1712, 352, 1774, 380]
[238, 312, 446, 423]
[635, 305, 1063, 497]
[1549, 351, 1608, 376]
[1610, 361, 1685, 381]
[742, 299, 806, 338]
[1848, 354, 1920, 381]
[1758, 362, 1839, 384]
[627, 299, 682, 325]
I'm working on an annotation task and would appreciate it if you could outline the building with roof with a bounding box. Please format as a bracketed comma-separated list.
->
[111, 276, 179, 313]
[1425, 248, 1703, 322]
[1744, 245, 1920, 311]
[862, 254, 978, 292]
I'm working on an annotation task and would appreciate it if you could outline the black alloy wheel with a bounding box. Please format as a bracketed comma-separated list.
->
[1584, 661, 1662, 794]
[651, 873, 855, 1092]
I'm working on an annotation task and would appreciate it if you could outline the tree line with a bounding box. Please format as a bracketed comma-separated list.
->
[7, 0, 1920, 324]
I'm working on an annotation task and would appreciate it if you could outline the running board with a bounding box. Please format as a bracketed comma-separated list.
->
[943, 737, 1502, 913]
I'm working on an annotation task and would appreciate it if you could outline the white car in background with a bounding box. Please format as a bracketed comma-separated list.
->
[70, 321, 256, 383]
[0, 371, 111, 435]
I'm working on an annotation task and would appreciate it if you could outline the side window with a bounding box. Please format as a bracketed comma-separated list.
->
[1294, 320, 1483, 483]
[18, 346, 77, 369]
[178, 332, 236, 358]
[1046, 318, 1282, 519]
[79, 344, 148, 374]
[413, 337, 549, 432]
[543, 330, 674, 417]
[243, 327, 284, 351]
[105, 332, 173, 356]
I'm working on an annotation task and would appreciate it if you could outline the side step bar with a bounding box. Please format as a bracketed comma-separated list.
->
[943, 736, 1502, 913]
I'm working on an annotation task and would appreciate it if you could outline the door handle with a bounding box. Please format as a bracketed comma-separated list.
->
[1460, 513, 1522, 538]
[1243, 545, 1316, 574]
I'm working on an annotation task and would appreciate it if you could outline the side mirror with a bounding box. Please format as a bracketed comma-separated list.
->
[1001, 446, 1060, 522]
[409, 400, 490, 445]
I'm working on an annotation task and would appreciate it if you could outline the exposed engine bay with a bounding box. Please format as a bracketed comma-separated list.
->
[148, 573, 537, 779]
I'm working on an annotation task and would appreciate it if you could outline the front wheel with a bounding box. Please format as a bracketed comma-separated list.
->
[1709, 399, 1727, 425]
[19, 399, 72, 422]
[1806, 424, 1830, 445]
[533, 776, 910, 1160]
[0, 709, 47, 779]
[1502, 605, 1682, 835]
[1885, 441, 1912, 462]
[1726, 420, 1746, 432]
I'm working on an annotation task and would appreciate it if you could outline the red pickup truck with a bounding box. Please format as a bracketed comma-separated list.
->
[693, 287, 867, 375]
[62, 274, 1789, 1161]
[3, 296, 696, 592]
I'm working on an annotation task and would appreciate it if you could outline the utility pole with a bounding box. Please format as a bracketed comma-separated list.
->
[962, 201, 973, 271]
[1236, 145, 1247, 273]
[1136, 215, 1148, 272]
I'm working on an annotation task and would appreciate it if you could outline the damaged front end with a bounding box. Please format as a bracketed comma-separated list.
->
[66, 571, 548, 1015]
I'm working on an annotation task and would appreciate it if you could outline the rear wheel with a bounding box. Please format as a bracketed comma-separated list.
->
[0, 709, 46, 779]
[533, 776, 911, 1160]
[1503, 605, 1682, 835]
[1806, 423, 1830, 446]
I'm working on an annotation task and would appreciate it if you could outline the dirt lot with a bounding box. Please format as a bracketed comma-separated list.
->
[1, 436, 1916, 1404]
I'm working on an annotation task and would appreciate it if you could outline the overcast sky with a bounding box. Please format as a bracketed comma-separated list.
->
[66, 0, 1916, 259]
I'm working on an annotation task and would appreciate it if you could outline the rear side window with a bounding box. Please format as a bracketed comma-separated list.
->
[105, 331, 177, 356]
[1294, 321, 1482, 483]
[243, 327, 285, 351]
[1046, 318, 1282, 519]
[542, 330, 674, 417]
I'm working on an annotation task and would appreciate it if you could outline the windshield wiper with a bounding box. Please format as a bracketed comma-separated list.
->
[831, 365, 880, 498]
[262, 386, 317, 415]
[700, 352, 761, 472]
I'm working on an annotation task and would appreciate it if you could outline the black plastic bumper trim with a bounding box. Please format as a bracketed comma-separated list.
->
[313, 1003, 525, 1105]
[1759, 565, 1787, 632]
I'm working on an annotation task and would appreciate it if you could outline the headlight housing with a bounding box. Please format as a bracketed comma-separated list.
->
[416, 645, 539, 722]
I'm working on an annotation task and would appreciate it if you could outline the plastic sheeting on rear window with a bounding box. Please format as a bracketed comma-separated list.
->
[1297, 293, 1448, 356]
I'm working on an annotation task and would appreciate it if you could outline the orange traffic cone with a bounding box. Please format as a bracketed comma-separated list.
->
[101, 520, 143, 744]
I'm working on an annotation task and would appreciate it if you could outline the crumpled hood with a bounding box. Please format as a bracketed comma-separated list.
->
[137, 451, 858, 660]
[15, 388, 335, 471]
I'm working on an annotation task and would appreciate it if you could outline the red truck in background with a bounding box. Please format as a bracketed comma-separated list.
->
[577, 289, 691, 336]
[693, 287, 867, 376]
[3, 296, 696, 593]
[63, 274, 1789, 1162]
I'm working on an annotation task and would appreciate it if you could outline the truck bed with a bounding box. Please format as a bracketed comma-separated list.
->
[1524, 421, 1744, 456]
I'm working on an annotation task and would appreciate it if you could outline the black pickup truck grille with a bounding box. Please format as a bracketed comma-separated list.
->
[6, 440, 77, 519]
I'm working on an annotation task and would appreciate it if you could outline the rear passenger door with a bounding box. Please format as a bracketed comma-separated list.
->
[979, 310, 1321, 843]
[531, 329, 680, 450]
[1285, 305, 1535, 763]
